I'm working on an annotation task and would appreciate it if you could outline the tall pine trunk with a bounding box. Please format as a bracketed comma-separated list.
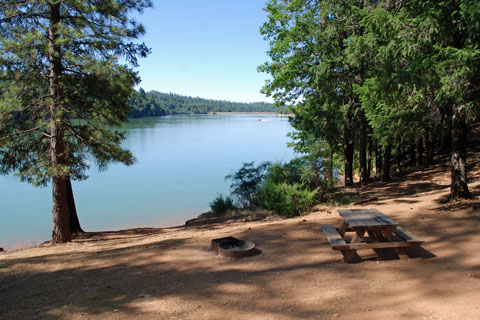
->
[440, 106, 453, 154]
[395, 139, 404, 173]
[425, 130, 434, 166]
[357, 16, 368, 185]
[416, 137, 424, 167]
[450, 105, 470, 199]
[375, 143, 382, 179]
[359, 109, 367, 185]
[343, 127, 354, 186]
[49, 2, 71, 243]
[409, 140, 416, 166]
[367, 142, 372, 181]
[382, 145, 391, 182]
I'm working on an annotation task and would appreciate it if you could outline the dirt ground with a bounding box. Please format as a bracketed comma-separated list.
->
[1, 153, 479, 320]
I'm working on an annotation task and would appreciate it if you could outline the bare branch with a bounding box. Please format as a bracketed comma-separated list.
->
[0, 125, 48, 141]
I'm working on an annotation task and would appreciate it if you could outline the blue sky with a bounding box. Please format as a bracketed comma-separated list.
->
[132, 0, 273, 103]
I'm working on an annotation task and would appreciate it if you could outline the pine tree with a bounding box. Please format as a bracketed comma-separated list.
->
[358, 0, 480, 198]
[0, 0, 152, 243]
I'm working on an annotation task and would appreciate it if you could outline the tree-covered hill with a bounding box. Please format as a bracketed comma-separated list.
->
[128, 89, 284, 117]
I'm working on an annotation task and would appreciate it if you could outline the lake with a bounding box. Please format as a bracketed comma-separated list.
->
[0, 114, 295, 250]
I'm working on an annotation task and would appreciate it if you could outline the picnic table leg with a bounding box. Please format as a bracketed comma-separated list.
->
[382, 230, 408, 260]
[340, 249, 359, 263]
[373, 230, 387, 242]
[369, 230, 393, 260]
[341, 229, 366, 263]
[351, 229, 366, 243]
[338, 221, 348, 237]
[367, 230, 378, 242]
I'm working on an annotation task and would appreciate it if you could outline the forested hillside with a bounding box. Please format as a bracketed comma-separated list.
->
[128, 89, 282, 117]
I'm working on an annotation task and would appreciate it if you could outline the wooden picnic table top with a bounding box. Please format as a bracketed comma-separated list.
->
[338, 208, 399, 229]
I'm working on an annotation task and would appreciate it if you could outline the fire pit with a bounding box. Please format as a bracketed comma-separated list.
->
[211, 236, 257, 258]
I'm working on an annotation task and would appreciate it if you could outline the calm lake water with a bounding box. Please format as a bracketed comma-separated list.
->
[0, 114, 295, 250]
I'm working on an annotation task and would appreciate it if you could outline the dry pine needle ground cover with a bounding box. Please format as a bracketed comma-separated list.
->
[1, 151, 480, 320]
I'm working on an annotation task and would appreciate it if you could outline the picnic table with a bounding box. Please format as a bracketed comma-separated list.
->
[321, 209, 424, 263]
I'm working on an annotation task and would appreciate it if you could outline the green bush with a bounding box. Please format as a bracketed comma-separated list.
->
[268, 158, 323, 190]
[225, 161, 271, 207]
[222, 159, 323, 216]
[209, 193, 236, 216]
[257, 180, 318, 217]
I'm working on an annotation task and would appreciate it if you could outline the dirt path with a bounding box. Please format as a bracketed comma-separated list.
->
[1, 155, 479, 320]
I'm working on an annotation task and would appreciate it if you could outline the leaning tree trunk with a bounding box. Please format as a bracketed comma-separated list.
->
[67, 178, 84, 234]
[450, 105, 470, 199]
[49, 2, 71, 243]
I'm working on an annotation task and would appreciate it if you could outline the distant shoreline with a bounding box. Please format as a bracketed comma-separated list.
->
[214, 112, 294, 117]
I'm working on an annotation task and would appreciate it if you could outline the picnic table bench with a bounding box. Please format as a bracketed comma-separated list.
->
[322, 209, 424, 262]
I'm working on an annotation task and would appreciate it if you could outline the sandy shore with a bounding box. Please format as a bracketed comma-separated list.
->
[1, 152, 479, 320]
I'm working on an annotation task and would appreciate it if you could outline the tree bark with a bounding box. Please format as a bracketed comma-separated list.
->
[440, 106, 453, 154]
[382, 145, 391, 182]
[450, 105, 470, 199]
[52, 175, 70, 243]
[343, 127, 354, 186]
[375, 143, 382, 179]
[416, 137, 424, 167]
[359, 109, 367, 185]
[409, 140, 416, 167]
[67, 177, 84, 234]
[367, 142, 372, 181]
[395, 141, 403, 173]
[426, 130, 434, 166]
[49, 2, 71, 243]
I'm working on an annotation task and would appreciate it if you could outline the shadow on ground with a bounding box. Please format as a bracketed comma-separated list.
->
[1, 149, 479, 320]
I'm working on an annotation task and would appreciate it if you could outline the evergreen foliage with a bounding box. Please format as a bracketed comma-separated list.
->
[258, 181, 318, 217]
[260, 0, 480, 199]
[0, 0, 151, 242]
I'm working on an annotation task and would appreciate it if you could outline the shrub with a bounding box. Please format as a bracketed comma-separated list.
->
[257, 180, 318, 217]
[209, 193, 236, 216]
[225, 161, 271, 207]
[223, 159, 322, 216]
[268, 158, 323, 190]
